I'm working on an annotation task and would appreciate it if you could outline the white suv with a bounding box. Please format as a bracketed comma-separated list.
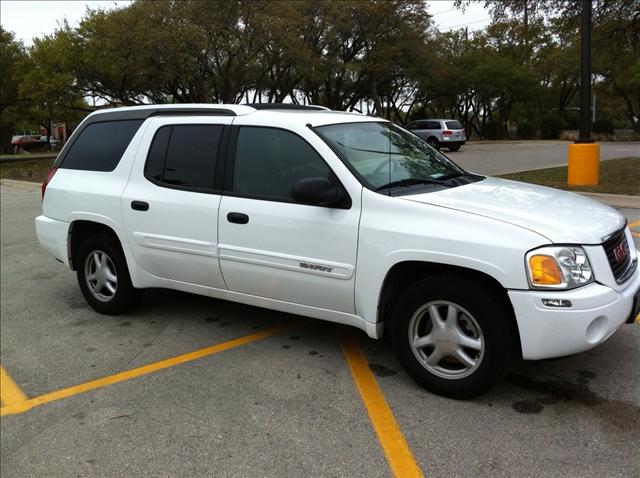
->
[405, 119, 467, 151]
[36, 104, 639, 398]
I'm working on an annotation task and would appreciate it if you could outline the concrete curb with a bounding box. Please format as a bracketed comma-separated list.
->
[578, 192, 639, 209]
[0, 179, 41, 192]
[0, 154, 57, 163]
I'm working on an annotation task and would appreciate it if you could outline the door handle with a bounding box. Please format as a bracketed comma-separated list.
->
[131, 201, 149, 211]
[227, 212, 249, 224]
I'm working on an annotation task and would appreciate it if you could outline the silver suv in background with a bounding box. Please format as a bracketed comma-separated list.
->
[406, 119, 467, 151]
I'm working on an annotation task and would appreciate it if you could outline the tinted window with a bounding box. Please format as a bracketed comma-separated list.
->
[145, 124, 222, 191]
[233, 127, 330, 200]
[445, 120, 463, 130]
[62, 120, 143, 171]
[145, 126, 171, 182]
[426, 121, 441, 130]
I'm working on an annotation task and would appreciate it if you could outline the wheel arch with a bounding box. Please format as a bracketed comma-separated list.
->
[377, 261, 522, 358]
[68, 219, 125, 271]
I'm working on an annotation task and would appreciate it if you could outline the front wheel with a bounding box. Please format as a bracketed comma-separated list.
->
[391, 275, 513, 398]
[77, 233, 141, 315]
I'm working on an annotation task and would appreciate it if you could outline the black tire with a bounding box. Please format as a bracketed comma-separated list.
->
[448, 145, 461, 152]
[391, 274, 513, 399]
[76, 233, 141, 315]
[426, 137, 440, 149]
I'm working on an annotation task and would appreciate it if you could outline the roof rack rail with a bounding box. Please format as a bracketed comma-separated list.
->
[149, 108, 236, 117]
[84, 107, 237, 124]
[245, 103, 330, 111]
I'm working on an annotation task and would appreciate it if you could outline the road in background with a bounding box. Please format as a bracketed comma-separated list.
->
[450, 141, 639, 175]
[1, 182, 638, 477]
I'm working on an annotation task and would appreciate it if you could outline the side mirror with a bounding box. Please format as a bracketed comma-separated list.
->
[291, 177, 347, 208]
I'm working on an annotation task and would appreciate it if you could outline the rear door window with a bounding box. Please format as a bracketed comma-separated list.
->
[426, 121, 441, 130]
[61, 120, 143, 171]
[445, 120, 463, 130]
[144, 124, 223, 192]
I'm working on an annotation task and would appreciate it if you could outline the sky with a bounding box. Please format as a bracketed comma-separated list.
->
[1, 0, 491, 45]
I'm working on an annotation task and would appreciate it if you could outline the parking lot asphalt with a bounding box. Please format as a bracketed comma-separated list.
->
[1, 181, 639, 478]
[450, 141, 639, 175]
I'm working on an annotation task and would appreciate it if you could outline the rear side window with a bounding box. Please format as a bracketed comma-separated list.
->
[61, 120, 143, 171]
[425, 121, 441, 130]
[232, 126, 331, 201]
[145, 124, 223, 191]
[445, 120, 463, 130]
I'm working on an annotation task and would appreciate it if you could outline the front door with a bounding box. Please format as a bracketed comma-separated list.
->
[218, 125, 360, 313]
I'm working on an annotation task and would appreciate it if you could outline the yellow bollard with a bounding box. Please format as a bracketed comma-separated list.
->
[567, 142, 600, 185]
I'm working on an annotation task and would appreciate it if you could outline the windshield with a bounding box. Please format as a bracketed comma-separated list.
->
[316, 122, 466, 191]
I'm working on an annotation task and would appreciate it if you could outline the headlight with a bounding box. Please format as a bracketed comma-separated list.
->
[526, 246, 593, 289]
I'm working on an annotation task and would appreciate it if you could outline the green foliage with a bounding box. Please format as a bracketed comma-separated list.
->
[482, 120, 506, 140]
[539, 114, 565, 139]
[561, 110, 580, 130]
[0, 0, 637, 149]
[516, 121, 537, 139]
[592, 119, 614, 135]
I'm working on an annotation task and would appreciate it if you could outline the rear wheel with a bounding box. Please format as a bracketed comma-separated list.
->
[391, 274, 512, 398]
[448, 145, 461, 152]
[426, 137, 439, 149]
[77, 233, 141, 315]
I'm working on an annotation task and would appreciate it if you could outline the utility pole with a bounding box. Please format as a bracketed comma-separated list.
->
[567, 0, 599, 186]
[578, 0, 592, 142]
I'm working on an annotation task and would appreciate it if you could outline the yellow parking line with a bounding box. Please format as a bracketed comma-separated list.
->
[0, 365, 28, 408]
[1, 323, 297, 417]
[340, 331, 424, 478]
[628, 220, 640, 229]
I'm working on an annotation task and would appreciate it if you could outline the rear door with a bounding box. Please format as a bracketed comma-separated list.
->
[121, 116, 232, 288]
[217, 121, 361, 313]
[424, 121, 442, 140]
[407, 121, 427, 140]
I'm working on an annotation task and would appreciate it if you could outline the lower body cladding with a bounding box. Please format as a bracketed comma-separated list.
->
[509, 270, 640, 360]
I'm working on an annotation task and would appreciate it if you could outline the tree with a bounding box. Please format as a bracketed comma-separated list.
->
[0, 28, 29, 150]
[20, 30, 88, 144]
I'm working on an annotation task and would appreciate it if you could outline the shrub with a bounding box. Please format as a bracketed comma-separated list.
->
[482, 120, 505, 140]
[562, 110, 580, 130]
[592, 119, 614, 135]
[540, 114, 565, 139]
[516, 121, 536, 139]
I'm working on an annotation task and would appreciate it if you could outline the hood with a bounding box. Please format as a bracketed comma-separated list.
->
[402, 177, 625, 244]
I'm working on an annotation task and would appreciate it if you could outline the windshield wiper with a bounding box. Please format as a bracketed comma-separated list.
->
[435, 172, 465, 181]
[375, 178, 444, 191]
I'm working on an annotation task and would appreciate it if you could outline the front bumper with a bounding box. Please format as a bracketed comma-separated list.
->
[35, 215, 70, 266]
[509, 266, 640, 360]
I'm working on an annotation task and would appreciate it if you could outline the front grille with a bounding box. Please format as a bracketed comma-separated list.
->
[602, 228, 635, 283]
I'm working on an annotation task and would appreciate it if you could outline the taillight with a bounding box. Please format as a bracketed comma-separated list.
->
[442, 130, 453, 136]
[41, 167, 58, 200]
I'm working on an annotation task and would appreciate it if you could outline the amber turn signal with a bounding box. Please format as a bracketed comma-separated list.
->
[529, 255, 563, 285]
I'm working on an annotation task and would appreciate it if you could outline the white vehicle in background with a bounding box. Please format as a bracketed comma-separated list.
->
[36, 104, 640, 398]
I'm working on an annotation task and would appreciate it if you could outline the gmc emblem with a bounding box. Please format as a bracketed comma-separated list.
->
[613, 241, 629, 262]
